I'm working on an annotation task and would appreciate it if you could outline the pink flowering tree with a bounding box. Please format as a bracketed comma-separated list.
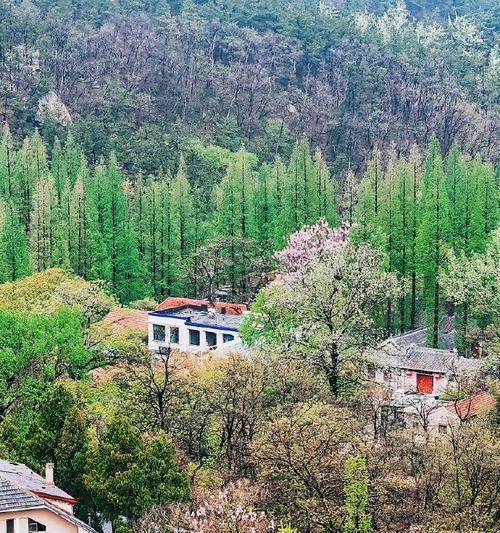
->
[274, 219, 348, 276]
[245, 220, 399, 396]
[182, 480, 275, 532]
[135, 480, 277, 533]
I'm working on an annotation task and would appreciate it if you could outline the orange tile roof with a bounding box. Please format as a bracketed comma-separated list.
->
[445, 391, 496, 420]
[157, 297, 247, 315]
[103, 307, 149, 332]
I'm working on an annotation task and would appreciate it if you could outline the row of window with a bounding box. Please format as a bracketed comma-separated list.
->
[153, 324, 179, 343]
[153, 324, 234, 347]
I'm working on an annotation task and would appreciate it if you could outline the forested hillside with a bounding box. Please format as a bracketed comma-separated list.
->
[1, 0, 498, 173]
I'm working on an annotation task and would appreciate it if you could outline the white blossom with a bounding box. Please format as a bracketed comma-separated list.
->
[352, 9, 372, 33]
[377, 0, 409, 42]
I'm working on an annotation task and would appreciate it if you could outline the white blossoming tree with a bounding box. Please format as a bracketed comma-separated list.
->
[245, 220, 399, 397]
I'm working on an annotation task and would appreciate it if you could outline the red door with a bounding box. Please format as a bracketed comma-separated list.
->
[416, 373, 434, 394]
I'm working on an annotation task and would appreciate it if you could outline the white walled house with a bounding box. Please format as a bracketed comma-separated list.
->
[367, 329, 483, 397]
[148, 298, 245, 354]
[0, 461, 96, 533]
[380, 390, 496, 439]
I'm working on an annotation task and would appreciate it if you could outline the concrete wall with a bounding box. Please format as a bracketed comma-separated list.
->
[148, 314, 240, 353]
[371, 367, 450, 396]
[0, 508, 77, 533]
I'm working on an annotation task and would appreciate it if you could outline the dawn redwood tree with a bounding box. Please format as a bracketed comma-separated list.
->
[69, 171, 100, 279]
[340, 167, 357, 225]
[416, 137, 449, 348]
[246, 220, 398, 396]
[355, 146, 382, 241]
[0, 124, 15, 199]
[469, 155, 498, 253]
[406, 144, 422, 330]
[29, 174, 57, 271]
[315, 148, 338, 227]
[105, 153, 142, 303]
[0, 200, 30, 282]
[169, 156, 195, 295]
[378, 147, 398, 333]
[441, 229, 499, 356]
[215, 148, 258, 293]
[50, 137, 68, 206]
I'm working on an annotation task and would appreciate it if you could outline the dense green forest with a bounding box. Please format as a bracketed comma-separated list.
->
[0, 127, 497, 349]
[0, 1, 499, 532]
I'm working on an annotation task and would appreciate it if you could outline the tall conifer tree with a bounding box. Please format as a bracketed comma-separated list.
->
[0, 200, 30, 281]
[416, 137, 449, 347]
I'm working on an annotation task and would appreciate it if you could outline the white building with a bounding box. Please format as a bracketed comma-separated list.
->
[381, 390, 496, 439]
[148, 299, 244, 354]
[0, 461, 96, 533]
[367, 328, 483, 397]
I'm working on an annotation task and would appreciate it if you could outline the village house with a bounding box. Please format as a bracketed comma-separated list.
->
[367, 328, 483, 396]
[148, 297, 247, 354]
[365, 327, 495, 439]
[381, 390, 496, 439]
[0, 460, 96, 533]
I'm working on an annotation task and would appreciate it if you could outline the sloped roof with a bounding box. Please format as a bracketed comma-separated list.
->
[369, 334, 483, 374]
[392, 326, 455, 351]
[44, 501, 97, 533]
[0, 478, 43, 511]
[0, 462, 96, 533]
[103, 307, 148, 333]
[445, 391, 496, 419]
[0, 461, 74, 502]
[157, 297, 247, 315]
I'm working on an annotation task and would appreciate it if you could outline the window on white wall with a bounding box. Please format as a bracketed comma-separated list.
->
[6, 519, 14, 533]
[153, 324, 166, 341]
[223, 333, 235, 343]
[28, 519, 46, 532]
[206, 331, 217, 347]
[189, 329, 200, 346]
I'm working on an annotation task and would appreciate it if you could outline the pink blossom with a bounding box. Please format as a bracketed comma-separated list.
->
[275, 219, 348, 276]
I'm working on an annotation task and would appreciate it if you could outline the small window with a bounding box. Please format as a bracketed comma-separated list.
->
[438, 424, 448, 435]
[206, 331, 217, 347]
[153, 324, 166, 342]
[7, 519, 14, 533]
[383, 370, 392, 381]
[223, 333, 235, 343]
[28, 520, 46, 533]
[189, 329, 200, 346]
[170, 326, 179, 344]
[367, 365, 376, 379]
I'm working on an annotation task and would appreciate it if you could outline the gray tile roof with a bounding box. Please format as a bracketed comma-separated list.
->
[368, 331, 484, 374]
[0, 460, 73, 501]
[0, 478, 44, 511]
[392, 327, 455, 351]
[0, 462, 96, 533]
